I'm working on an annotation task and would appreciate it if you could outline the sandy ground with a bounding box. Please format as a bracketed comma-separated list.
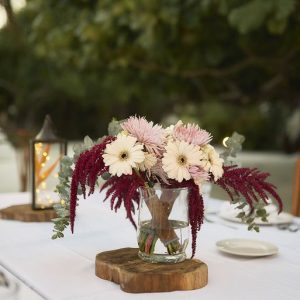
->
[0, 132, 297, 212]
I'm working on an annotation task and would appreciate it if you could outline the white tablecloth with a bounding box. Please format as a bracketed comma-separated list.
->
[0, 192, 300, 300]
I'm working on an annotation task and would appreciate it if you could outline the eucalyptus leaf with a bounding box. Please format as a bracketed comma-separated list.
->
[254, 226, 260, 232]
[237, 211, 246, 218]
[108, 118, 123, 136]
[248, 223, 255, 230]
[83, 136, 94, 148]
[246, 217, 255, 224]
[256, 208, 267, 217]
[221, 132, 245, 166]
[101, 172, 111, 180]
[61, 156, 73, 166]
[237, 202, 247, 209]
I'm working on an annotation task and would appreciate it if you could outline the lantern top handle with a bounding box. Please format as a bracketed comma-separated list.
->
[35, 115, 58, 141]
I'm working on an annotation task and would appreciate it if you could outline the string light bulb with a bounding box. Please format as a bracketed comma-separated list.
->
[222, 137, 229, 148]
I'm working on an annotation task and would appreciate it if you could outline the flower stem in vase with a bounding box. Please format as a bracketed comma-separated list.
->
[138, 227, 158, 254]
[138, 188, 182, 255]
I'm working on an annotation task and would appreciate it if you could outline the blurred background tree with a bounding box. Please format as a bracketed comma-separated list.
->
[0, 0, 300, 153]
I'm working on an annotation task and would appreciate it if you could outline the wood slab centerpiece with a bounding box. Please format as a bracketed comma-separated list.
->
[95, 248, 208, 293]
[0, 204, 56, 222]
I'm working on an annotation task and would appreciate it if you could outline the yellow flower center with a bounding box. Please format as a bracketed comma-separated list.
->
[177, 154, 187, 166]
[119, 151, 129, 161]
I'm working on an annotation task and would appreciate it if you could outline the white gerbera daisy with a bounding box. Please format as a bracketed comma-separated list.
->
[164, 120, 183, 143]
[199, 145, 224, 181]
[210, 161, 223, 181]
[103, 135, 145, 176]
[162, 141, 201, 182]
[138, 152, 157, 172]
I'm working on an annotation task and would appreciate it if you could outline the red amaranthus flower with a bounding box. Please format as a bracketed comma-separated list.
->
[100, 172, 145, 228]
[162, 179, 204, 258]
[216, 165, 283, 212]
[70, 136, 115, 233]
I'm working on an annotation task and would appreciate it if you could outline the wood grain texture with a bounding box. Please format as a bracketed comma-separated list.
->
[0, 204, 56, 222]
[95, 248, 208, 293]
[292, 158, 300, 216]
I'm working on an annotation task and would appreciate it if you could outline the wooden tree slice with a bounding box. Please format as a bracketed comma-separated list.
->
[95, 248, 208, 293]
[0, 204, 57, 222]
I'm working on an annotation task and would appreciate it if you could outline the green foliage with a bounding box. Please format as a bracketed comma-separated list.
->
[52, 156, 72, 240]
[0, 0, 299, 151]
[52, 136, 95, 239]
[228, 0, 296, 34]
[228, 188, 269, 232]
[107, 119, 123, 136]
[220, 131, 245, 165]
[236, 201, 270, 232]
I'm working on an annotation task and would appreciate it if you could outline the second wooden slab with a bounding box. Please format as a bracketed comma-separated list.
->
[95, 247, 208, 293]
[0, 204, 56, 222]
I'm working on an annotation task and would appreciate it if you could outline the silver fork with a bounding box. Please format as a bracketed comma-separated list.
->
[277, 223, 300, 232]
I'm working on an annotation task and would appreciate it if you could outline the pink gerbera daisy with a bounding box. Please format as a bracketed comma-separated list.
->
[173, 122, 212, 146]
[121, 116, 164, 154]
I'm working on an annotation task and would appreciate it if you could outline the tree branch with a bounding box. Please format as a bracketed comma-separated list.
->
[129, 57, 268, 79]
[129, 46, 300, 80]
[260, 74, 285, 94]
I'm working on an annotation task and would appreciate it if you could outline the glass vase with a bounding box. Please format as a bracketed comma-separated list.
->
[137, 186, 189, 263]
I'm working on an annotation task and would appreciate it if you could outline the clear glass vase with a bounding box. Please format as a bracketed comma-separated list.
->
[137, 186, 189, 263]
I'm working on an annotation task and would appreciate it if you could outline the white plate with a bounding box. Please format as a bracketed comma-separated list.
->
[218, 202, 294, 225]
[216, 238, 278, 257]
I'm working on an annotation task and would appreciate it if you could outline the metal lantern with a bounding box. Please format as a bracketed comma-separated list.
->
[30, 115, 67, 210]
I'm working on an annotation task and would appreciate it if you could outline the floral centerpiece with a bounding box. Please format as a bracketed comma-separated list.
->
[52, 116, 282, 262]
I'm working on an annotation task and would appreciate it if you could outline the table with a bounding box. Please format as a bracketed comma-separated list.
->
[0, 264, 43, 300]
[0, 192, 300, 300]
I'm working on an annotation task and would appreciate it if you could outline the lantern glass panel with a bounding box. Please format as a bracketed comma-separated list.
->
[33, 141, 64, 209]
